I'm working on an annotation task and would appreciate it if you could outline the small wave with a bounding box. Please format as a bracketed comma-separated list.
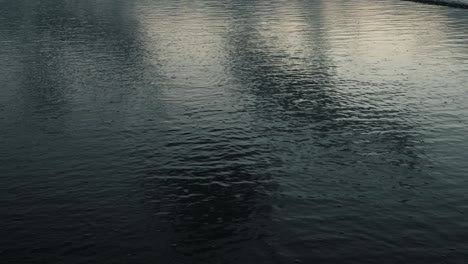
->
[404, 0, 468, 8]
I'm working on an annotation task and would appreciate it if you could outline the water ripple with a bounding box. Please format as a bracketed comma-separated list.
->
[1, 0, 468, 263]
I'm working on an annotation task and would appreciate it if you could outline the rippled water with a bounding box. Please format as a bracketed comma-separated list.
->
[1, 0, 468, 263]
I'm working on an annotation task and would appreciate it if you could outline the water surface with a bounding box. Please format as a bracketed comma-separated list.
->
[1, 0, 468, 263]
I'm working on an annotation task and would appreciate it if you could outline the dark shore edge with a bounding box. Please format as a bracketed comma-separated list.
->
[404, 0, 468, 8]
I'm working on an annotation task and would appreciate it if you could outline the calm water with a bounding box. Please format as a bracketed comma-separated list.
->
[1, 0, 468, 263]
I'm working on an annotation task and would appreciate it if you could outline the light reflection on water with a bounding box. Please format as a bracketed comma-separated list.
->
[1, 0, 467, 263]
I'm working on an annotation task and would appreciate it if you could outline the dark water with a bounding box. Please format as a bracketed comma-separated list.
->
[1, 0, 468, 263]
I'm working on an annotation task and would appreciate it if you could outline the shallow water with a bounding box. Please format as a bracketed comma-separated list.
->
[1, 0, 468, 263]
